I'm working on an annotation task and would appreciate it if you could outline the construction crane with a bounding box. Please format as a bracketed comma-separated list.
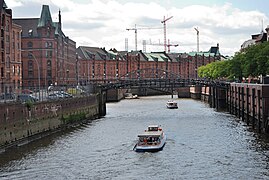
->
[126, 24, 162, 51]
[161, 16, 173, 52]
[142, 39, 178, 53]
[126, 24, 138, 51]
[194, 27, 199, 52]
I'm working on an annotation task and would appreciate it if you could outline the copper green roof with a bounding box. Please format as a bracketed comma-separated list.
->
[144, 52, 170, 62]
[3, 1, 7, 9]
[37, 5, 52, 27]
[188, 51, 215, 57]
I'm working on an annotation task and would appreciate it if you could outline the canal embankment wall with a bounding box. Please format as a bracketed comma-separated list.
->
[194, 83, 269, 134]
[0, 93, 106, 151]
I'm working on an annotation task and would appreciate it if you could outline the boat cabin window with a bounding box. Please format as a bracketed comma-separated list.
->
[148, 127, 158, 131]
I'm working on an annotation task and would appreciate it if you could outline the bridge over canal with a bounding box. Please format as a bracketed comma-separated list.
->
[93, 78, 269, 134]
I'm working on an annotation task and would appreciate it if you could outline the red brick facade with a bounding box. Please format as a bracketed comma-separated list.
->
[0, 2, 22, 94]
[77, 47, 220, 83]
[13, 5, 76, 89]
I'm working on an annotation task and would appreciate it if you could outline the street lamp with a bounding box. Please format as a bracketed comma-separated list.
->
[21, 50, 41, 100]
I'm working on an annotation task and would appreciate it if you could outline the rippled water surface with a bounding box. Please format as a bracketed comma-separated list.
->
[1, 95, 269, 179]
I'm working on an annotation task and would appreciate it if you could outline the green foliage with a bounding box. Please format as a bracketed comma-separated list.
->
[25, 100, 33, 111]
[198, 42, 269, 80]
[61, 112, 87, 124]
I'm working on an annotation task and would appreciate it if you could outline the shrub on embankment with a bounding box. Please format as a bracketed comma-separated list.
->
[61, 112, 87, 124]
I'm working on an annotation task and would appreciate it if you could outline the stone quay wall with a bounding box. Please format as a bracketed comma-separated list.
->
[0, 94, 103, 149]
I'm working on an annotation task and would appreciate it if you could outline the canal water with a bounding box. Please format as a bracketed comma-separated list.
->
[1, 95, 269, 179]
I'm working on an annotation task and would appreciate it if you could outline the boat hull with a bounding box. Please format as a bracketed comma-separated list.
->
[135, 135, 166, 152]
[135, 143, 166, 152]
[166, 106, 178, 109]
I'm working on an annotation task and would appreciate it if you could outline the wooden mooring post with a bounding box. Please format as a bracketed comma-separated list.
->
[228, 83, 269, 134]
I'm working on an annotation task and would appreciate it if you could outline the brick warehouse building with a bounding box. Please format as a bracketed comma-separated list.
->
[0, 2, 221, 92]
[13, 5, 76, 89]
[0, 1, 22, 94]
[77, 45, 220, 83]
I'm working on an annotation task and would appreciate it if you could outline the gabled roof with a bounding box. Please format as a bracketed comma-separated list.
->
[77, 46, 109, 60]
[13, 4, 68, 40]
[127, 50, 148, 61]
[208, 46, 220, 55]
[167, 53, 181, 62]
[1, 0, 7, 10]
[144, 52, 171, 62]
[13, 18, 39, 37]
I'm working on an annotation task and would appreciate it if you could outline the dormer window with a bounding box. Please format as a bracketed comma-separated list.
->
[47, 26, 51, 37]
[28, 29, 33, 37]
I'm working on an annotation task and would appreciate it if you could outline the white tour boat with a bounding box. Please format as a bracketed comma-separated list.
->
[166, 100, 178, 109]
[134, 125, 166, 152]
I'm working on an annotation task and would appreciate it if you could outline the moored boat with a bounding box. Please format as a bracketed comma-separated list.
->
[125, 93, 139, 99]
[134, 125, 166, 152]
[166, 100, 178, 109]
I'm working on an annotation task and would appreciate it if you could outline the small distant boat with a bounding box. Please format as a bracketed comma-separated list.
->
[134, 125, 166, 152]
[125, 93, 138, 99]
[166, 100, 178, 109]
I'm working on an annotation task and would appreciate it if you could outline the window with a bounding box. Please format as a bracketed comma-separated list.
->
[47, 69, 52, 78]
[28, 60, 33, 70]
[27, 41, 33, 48]
[28, 60, 33, 78]
[17, 66, 20, 75]
[1, 52, 4, 62]
[1, 67, 4, 77]
[28, 29, 33, 37]
[46, 29, 50, 37]
[12, 65, 15, 74]
[47, 60, 51, 68]
[6, 57, 10, 68]
[1, 29, 4, 38]
[28, 52, 33, 59]
[1, 16, 4, 26]
[46, 51, 52, 58]
[6, 20, 9, 32]
[47, 60, 52, 78]
[45, 42, 53, 48]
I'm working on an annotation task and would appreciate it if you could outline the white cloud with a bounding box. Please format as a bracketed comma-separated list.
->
[6, 0, 269, 56]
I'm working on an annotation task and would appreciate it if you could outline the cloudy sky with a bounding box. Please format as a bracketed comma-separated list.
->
[6, 0, 269, 56]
